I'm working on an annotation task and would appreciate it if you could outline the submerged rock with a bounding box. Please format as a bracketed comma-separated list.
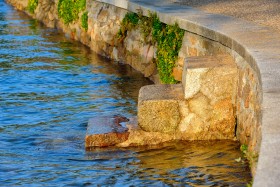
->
[85, 115, 130, 148]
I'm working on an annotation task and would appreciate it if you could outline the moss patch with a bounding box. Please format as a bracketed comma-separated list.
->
[156, 23, 184, 84]
[241, 144, 259, 169]
[81, 11, 88, 31]
[58, 0, 86, 24]
[27, 0, 38, 14]
[117, 12, 184, 84]
[117, 12, 139, 40]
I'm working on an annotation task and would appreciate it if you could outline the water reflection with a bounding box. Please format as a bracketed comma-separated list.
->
[85, 141, 251, 186]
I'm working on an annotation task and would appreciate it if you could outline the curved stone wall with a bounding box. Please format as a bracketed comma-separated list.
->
[6, 0, 280, 185]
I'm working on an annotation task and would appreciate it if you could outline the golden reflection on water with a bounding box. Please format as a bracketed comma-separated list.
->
[132, 140, 251, 185]
[87, 140, 251, 185]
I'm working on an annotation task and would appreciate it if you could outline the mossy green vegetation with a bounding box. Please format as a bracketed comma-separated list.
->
[236, 144, 258, 175]
[81, 11, 88, 31]
[235, 144, 256, 186]
[58, 0, 86, 24]
[156, 23, 184, 84]
[241, 144, 259, 167]
[241, 144, 248, 155]
[117, 12, 139, 40]
[27, 0, 38, 14]
[117, 12, 184, 84]
[246, 181, 253, 187]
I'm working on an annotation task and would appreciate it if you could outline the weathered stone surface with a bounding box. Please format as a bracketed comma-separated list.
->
[123, 29, 157, 79]
[85, 116, 130, 148]
[179, 55, 238, 140]
[183, 55, 238, 102]
[182, 67, 208, 99]
[210, 98, 236, 139]
[138, 84, 184, 133]
[172, 66, 183, 81]
[118, 117, 175, 147]
[142, 45, 154, 63]
[138, 63, 237, 139]
[138, 100, 180, 133]
[179, 113, 204, 135]
[201, 68, 238, 105]
[188, 93, 212, 121]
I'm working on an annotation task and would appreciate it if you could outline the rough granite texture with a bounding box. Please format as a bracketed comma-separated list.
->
[138, 84, 184, 133]
[138, 63, 237, 140]
[180, 55, 238, 140]
[118, 117, 175, 147]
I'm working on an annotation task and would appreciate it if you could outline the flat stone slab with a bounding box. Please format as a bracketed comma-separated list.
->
[138, 84, 184, 101]
[85, 116, 130, 148]
[185, 54, 236, 69]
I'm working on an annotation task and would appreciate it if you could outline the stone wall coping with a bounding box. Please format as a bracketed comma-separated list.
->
[97, 0, 280, 186]
[96, 0, 128, 9]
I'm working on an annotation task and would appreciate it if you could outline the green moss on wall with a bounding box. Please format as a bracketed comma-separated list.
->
[117, 12, 139, 40]
[27, 0, 38, 14]
[156, 23, 184, 84]
[81, 11, 88, 31]
[240, 144, 259, 171]
[117, 12, 184, 84]
[58, 0, 86, 24]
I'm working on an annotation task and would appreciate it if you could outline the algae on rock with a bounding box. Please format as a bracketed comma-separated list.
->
[57, 0, 86, 24]
[117, 12, 184, 84]
[27, 0, 38, 13]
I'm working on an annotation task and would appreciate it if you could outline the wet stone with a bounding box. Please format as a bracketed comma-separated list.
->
[85, 115, 130, 148]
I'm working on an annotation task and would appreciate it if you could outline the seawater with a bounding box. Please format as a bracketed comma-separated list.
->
[0, 1, 251, 186]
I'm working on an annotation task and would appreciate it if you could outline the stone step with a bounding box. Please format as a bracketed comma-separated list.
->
[182, 54, 237, 101]
[86, 55, 239, 147]
[138, 84, 185, 133]
[85, 115, 130, 148]
[137, 54, 238, 140]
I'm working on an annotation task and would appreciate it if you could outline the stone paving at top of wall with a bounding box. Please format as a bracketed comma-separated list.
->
[173, 0, 280, 32]
[97, 0, 280, 186]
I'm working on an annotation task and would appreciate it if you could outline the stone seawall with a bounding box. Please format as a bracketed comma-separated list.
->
[6, 0, 280, 185]
[6, 0, 160, 82]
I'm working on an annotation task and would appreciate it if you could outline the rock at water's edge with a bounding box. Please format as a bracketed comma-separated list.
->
[85, 116, 129, 148]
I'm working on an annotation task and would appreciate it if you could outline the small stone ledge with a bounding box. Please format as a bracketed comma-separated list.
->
[85, 116, 130, 148]
[86, 116, 176, 148]
[138, 84, 184, 133]
[138, 84, 184, 101]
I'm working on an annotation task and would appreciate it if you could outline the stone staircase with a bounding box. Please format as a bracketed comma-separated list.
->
[85, 54, 238, 148]
[139, 54, 238, 139]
